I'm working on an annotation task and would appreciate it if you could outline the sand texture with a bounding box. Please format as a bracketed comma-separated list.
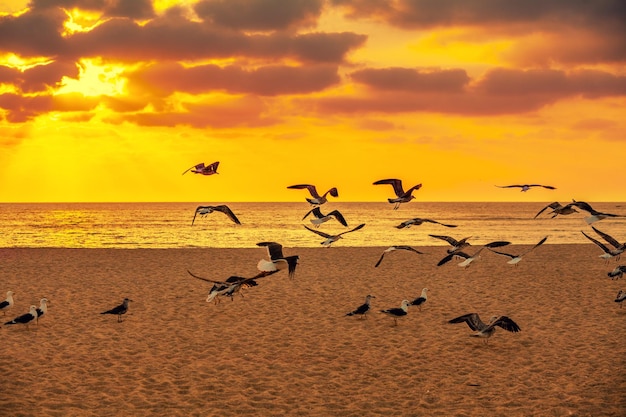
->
[1, 245, 625, 416]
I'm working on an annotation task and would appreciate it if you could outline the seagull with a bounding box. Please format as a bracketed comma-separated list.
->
[396, 218, 457, 229]
[36, 298, 49, 324]
[4, 305, 38, 330]
[615, 290, 626, 307]
[182, 161, 219, 176]
[489, 236, 548, 266]
[101, 298, 132, 322]
[0, 291, 15, 316]
[570, 200, 625, 224]
[448, 313, 521, 344]
[581, 231, 623, 263]
[302, 207, 348, 227]
[374, 245, 424, 267]
[608, 265, 626, 280]
[409, 288, 428, 310]
[373, 179, 422, 209]
[429, 235, 473, 254]
[304, 223, 366, 247]
[287, 184, 338, 205]
[256, 242, 299, 278]
[496, 184, 556, 192]
[380, 300, 410, 326]
[437, 241, 511, 267]
[187, 270, 278, 304]
[345, 295, 375, 319]
[588, 226, 625, 260]
[534, 202, 578, 219]
[192, 205, 241, 226]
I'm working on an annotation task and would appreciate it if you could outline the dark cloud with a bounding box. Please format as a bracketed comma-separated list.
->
[350, 67, 469, 93]
[21, 61, 80, 93]
[0, 8, 67, 57]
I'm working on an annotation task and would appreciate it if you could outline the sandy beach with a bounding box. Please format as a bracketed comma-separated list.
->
[1, 245, 625, 416]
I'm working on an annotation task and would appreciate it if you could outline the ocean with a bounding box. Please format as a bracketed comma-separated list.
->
[0, 202, 624, 248]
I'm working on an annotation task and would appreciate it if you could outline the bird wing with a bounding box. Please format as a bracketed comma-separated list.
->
[581, 231, 610, 252]
[327, 210, 348, 226]
[191, 205, 209, 225]
[337, 223, 365, 236]
[591, 226, 621, 248]
[484, 241, 511, 248]
[538, 185, 556, 189]
[534, 202, 562, 218]
[204, 161, 219, 174]
[426, 218, 458, 228]
[429, 234, 461, 246]
[403, 184, 422, 195]
[256, 242, 285, 260]
[523, 236, 548, 255]
[374, 252, 386, 268]
[373, 179, 404, 197]
[394, 245, 423, 254]
[570, 200, 597, 214]
[448, 313, 485, 331]
[437, 251, 469, 266]
[187, 270, 228, 285]
[488, 249, 516, 259]
[304, 225, 332, 238]
[490, 316, 521, 333]
[325, 187, 339, 198]
[182, 162, 205, 175]
[496, 185, 522, 189]
[287, 184, 319, 198]
[214, 205, 241, 225]
[302, 207, 323, 220]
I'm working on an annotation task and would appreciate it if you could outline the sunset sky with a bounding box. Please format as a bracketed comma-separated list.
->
[0, 0, 624, 203]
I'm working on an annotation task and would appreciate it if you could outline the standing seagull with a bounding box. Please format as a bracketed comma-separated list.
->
[374, 246, 424, 268]
[608, 265, 626, 280]
[489, 236, 548, 266]
[4, 305, 38, 330]
[101, 298, 133, 323]
[496, 184, 556, 192]
[302, 207, 348, 227]
[182, 161, 219, 176]
[581, 231, 623, 263]
[0, 291, 15, 316]
[534, 202, 578, 219]
[570, 200, 625, 224]
[304, 223, 366, 247]
[36, 297, 49, 324]
[448, 313, 521, 344]
[192, 205, 241, 225]
[396, 218, 457, 229]
[373, 179, 422, 209]
[287, 184, 338, 205]
[256, 242, 299, 279]
[615, 290, 626, 307]
[380, 300, 410, 326]
[345, 295, 375, 319]
[409, 288, 428, 311]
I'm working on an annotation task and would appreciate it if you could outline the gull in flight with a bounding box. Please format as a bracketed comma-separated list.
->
[373, 179, 422, 210]
[570, 200, 625, 224]
[380, 300, 410, 326]
[304, 223, 366, 247]
[581, 230, 624, 264]
[345, 295, 375, 319]
[4, 305, 38, 330]
[287, 184, 338, 205]
[192, 205, 241, 226]
[302, 207, 348, 228]
[496, 184, 556, 192]
[437, 241, 511, 267]
[489, 236, 548, 266]
[448, 313, 521, 344]
[0, 290, 14, 316]
[409, 288, 428, 311]
[187, 269, 278, 304]
[256, 242, 299, 278]
[608, 265, 626, 280]
[615, 290, 626, 307]
[101, 298, 133, 322]
[374, 245, 424, 268]
[395, 218, 457, 229]
[182, 161, 219, 176]
[429, 234, 473, 254]
[534, 202, 578, 219]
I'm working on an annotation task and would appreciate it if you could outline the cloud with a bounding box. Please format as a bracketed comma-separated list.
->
[350, 67, 469, 93]
[29, 0, 155, 19]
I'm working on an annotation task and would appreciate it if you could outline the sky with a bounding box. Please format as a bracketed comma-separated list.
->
[0, 0, 624, 203]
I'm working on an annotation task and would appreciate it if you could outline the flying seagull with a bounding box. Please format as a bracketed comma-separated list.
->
[409, 288, 428, 311]
[489, 236, 548, 266]
[182, 161, 219, 176]
[287, 184, 338, 205]
[608, 265, 626, 280]
[448, 313, 521, 344]
[304, 223, 366, 247]
[534, 202, 578, 219]
[380, 300, 410, 326]
[396, 218, 457, 229]
[4, 305, 38, 330]
[187, 269, 278, 304]
[429, 234, 473, 254]
[588, 226, 625, 260]
[581, 231, 623, 264]
[192, 205, 241, 226]
[302, 207, 348, 227]
[256, 242, 299, 278]
[615, 290, 626, 307]
[373, 179, 422, 209]
[101, 298, 132, 322]
[570, 200, 625, 224]
[374, 245, 424, 268]
[345, 295, 375, 319]
[437, 241, 511, 267]
[496, 184, 556, 192]
[36, 297, 49, 324]
[0, 291, 14, 316]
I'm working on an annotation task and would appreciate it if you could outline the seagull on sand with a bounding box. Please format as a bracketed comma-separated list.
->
[374, 246, 424, 268]
[409, 288, 428, 310]
[396, 218, 457, 229]
[496, 184, 556, 192]
[373, 179, 422, 209]
[182, 161, 219, 176]
[0, 291, 15, 316]
[187, 270, 278, 304]
[380, 300, 410, 326]
[36, 298, 49, 324]
[534, 202, 578, 219]
[4, 305, 38, 330]
[615, 290, 626, 307]
[345, 295, 375, 319]
[302, 207, 348, 227]
[192, 205, 241, 226]
[448, 313, 521, 344]
[287, 184, 338, 205]
[256, 242, 299, 278]
[581, 231, 623, 264]
[429, 234, 473, 254]
[489, 236, 548, 266]
[437, 241, 511, 267]
[101, 298, 132, 322]
[304, 223, 366, 247]
[608, 265, 626, 280]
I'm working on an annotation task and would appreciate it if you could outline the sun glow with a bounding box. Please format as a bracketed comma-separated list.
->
[55, 59, 127, 97]
[61, 8, 106, 36]
[0, 53, 54, 72]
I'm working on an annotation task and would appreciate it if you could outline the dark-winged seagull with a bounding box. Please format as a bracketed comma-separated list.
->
[608, 265, 626, 280]
[570, 200, 625, 224]
[437, 241, 511, 267]
[373, 179, 422, 210]
[192, 205, 241, 226]
[374, 246, 424, 268]
[182, 161, 219, 176]
[581, 231, 623, 264]
[380, 300, 410, 326]
[287, 184, 338, 205]
[615, 290, 626, 307]
[429, 234, 473, 254]
[302, 207, 348, 227]
[345, 295, 375, 319]
[256, 242, 299, 278]
[36, 297, 49, 324]
[396, 218, 457, 229]
[188, 269, 278, 304]
[588, 226, 625, 260]
[409, 288, 428, 311]
[496, 184, 556, 192]
[4, 305, 38, 330]
[0, 291, 14, 316]
[101, 298, 132, 322]
[489, 236, 548, 266]
[304, 223, 366, 247]
[534, 202, 578, 219]
[448, 313, 521, 344]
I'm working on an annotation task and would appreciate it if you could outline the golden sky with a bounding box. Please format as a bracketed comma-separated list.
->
[0, 0, 624, 202]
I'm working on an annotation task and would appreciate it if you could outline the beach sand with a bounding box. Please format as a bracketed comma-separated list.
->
[1, 245, 625, 416]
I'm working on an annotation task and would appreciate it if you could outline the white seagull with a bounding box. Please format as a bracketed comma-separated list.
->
[4, 305, 38, 330]
[345, 295, 375, 319]
[192, 205, 241, 226]
[36, 297, 49, 324]
[0, 290, 15, 316]
[615, 290, 626, 307]
[256, 242, 299, 278]
[448, 313, 521, 344]
[188, 269, 278, 304]
[489, 236, 548, 266]
[496, 184, 556, 192]
[409, 288, 428, 310]
[182, 161, 219, 176]
[373, 179, 422, 209]
[534, 202, 578, 219]
[581, 231, 623, 263]
[608, 265, 626, 280]
[374, 245, 424, 268]
[304, 223, 366, 247]
[380, 300, 410, 326]
[287, 184, 338, 205]
[101, 298, 133, 323]
[302, 207, 348, 227]
[437, 241, 511, 267]
[396, 218, 457, 229]
[570, 200, 625, 224]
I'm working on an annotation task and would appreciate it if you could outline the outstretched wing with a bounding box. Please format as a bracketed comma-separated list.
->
[327, 210, 348, 226]
[373, 178, 404, 197]
[581, 231, 610, 252]
[338, 223, 365, 237]
[490, 316, 521, 333]
[287, 184, 318, 198]
[256, 241, 285, 260]
[182, 162, 205, 175]
[302, 207, 323, 221]
[591, 226, 621, 248]
[304, 225, 332, 238]
[448, 313, 485, 331]
[429, 234, 461, 246]
[214, 205, 241, 225]
[187, 270, 227, 285]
